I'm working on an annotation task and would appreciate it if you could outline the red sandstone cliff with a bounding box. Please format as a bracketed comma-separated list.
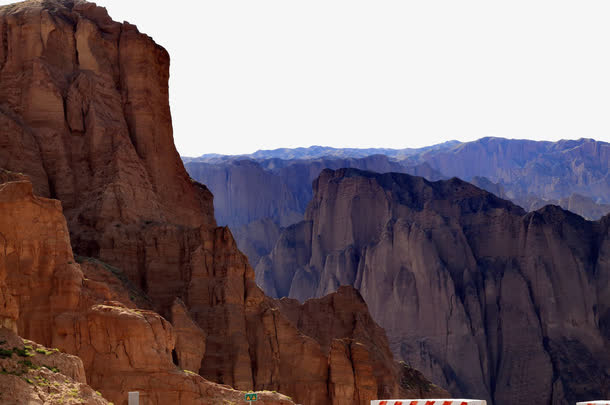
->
[0, 328, 110, 405]
[0, 1, 438, 404]
[0, 178, 296, 404]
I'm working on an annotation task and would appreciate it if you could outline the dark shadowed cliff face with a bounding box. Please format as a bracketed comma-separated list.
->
[185, 155, 442, 267]
[185, 155, 442, 229]
[184, 138, 610, 269]
[257, 168, 610, 405]
[0, 2, 437, 404]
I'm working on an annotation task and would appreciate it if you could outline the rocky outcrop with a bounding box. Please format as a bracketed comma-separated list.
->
[185, 155, 442, 266]
[0, 177, 437, 404]
[0, 0, 215, 298]
[185, 138, 610, 269]
[0, 177, 297, 405]
[0, 328, 109, 405]
[0, 2, 428, 405]
[0, 180, 79, 341]
[170, 298, 207, 373]
[276, 286, 448, 402]
[185, 159, 303, 228]
[258, 168, 610, 405]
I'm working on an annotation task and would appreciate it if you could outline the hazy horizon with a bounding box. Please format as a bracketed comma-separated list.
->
[183, 136, 607, 158]
[3, 0, 610, 155]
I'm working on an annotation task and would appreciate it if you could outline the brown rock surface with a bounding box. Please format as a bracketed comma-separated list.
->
[0, 0, 214, 284]
[275, 286, 448, 404]
[0, 328, 109, 405]
[0, 177, 299, 404]
[170, 298, 206, 373]
[0, 180, 80, 342]
[0, 176, 432, 405]
[258, 168, 610, 405]
[0, 2, 426, 405]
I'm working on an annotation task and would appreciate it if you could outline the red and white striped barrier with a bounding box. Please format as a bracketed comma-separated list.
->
[577, 402, 610, 405]
[371, 400, 486, 405]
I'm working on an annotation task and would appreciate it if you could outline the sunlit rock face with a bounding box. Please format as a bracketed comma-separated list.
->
[0, 176, 438, 405]
[0, 1, 437, 404]
[259, 168, 610, 405]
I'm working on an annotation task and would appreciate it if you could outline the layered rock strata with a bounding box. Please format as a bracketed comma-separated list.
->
[185, 139, 610, 269]
[0, 178, 296, 405]
[258, 168, 610, 405]
[185, 156, 441, 266]
[0, 177, 440, 404]
[0, 1, 434, 404]
[406, 137, 610, 206]
[0, 328, 109, 405]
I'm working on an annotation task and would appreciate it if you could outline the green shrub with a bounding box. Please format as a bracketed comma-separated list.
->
[43, 365, 60, 373]
[18, 359, 39, 370]
[15, 347, 34, 357]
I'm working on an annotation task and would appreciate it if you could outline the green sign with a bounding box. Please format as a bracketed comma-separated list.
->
[245, 393, 258, 401]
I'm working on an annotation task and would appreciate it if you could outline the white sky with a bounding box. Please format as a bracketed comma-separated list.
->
[4, 0, 610, 155]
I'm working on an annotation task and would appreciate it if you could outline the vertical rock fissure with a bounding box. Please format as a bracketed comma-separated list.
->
[271, 310, 281, 387]
[348, 343, 359, 403]
[0, 16, 7, 71]
[521, 261, 557, 405]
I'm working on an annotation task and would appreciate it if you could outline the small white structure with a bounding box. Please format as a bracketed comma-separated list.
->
[371, 400, 487, 405]
[577, 402, 610, 405]
[128, 391, 139, 405]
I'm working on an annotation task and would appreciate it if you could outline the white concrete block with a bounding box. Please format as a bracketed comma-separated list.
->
[128, 391, 139, 405]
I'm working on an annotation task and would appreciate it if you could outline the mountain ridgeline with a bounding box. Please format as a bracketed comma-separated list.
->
[184, 138, 610, 268]
[257, 168, 610, 405]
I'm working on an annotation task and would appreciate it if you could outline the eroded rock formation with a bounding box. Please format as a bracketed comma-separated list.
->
[258, 168, 610, 405]
[185, 155, 442, 266]
[406, 137, 610, 207]
[0, 1, 434, 404]
[185, 139, 610, 269]
[0, 328, 109, 405]
[0, 178, 297, 405]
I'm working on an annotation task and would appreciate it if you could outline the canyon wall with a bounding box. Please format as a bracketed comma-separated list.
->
[407, 137, 610, 205]
[185, 139, 610, 268]
[0, 1, 437, 404]
[258, 168, 610, 405]
[186, 156, 441, 266]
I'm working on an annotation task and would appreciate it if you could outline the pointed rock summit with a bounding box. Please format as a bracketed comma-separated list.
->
[258, 168, 610, 405]
[0, 1, 442, 404]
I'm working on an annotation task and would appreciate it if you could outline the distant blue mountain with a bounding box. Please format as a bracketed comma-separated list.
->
[183, 140, 462, 162]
